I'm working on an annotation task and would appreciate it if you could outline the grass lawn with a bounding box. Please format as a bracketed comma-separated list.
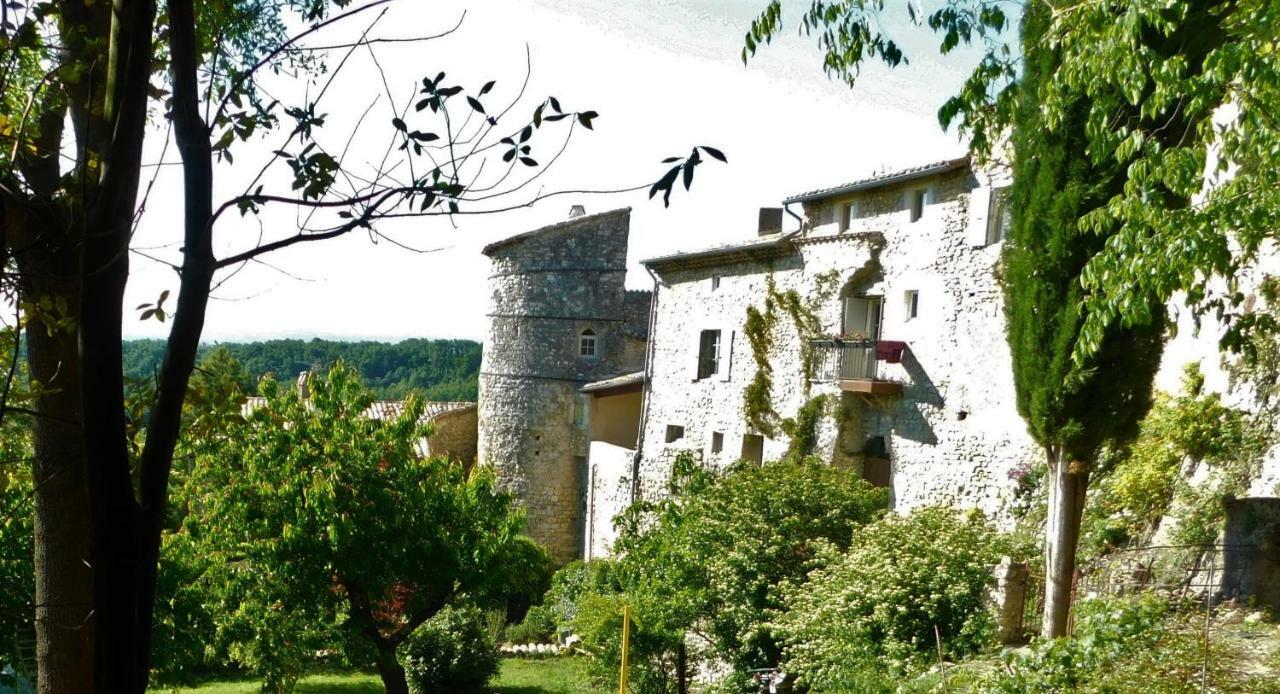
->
[156, 656, 604, 693]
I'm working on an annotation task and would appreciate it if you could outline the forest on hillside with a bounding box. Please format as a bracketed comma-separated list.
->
[122, 338, 482, 402]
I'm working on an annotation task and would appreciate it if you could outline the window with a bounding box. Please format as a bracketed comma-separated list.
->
[711, 274, 721, 290]
[697, 329, 721, 380]
[986, 186, 1012, 244]
[842, 295, 883, 340]
[741, 434, 765, 465]
[904, 290, 919, 320]
[909, 188, 927, 222]
[572, 396, 588, 428]
[840, 201, 860, 232]
[665, 424, 685, 443]
[579, 328, 597, 358]
[711, 431, 724, 454]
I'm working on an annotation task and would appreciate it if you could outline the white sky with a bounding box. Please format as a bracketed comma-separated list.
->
[123, 0, 984, 342]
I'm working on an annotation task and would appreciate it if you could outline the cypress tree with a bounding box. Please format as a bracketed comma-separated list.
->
[1004, 3, 1166, 637]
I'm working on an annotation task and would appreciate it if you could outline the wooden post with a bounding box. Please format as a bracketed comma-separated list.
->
[619, 604, 631, 694]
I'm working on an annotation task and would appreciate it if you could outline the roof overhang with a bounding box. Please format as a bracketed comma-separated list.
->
[580, 371, 645, 395]
[641, 231, 798, 272]
[783, 157, 969, 205]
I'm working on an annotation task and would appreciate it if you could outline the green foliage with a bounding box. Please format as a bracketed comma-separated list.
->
[505, 605, 556, 645]
[1003, 1, 1164, 462]
[542, 560, 618, 633]
[182, 362, 545, 690]
[571, 591, 682, 694]
[581, 455, 888, 690]
[401, 604, 501, 694]
[780, 395, 828, 460]
[982, 594, 1171, 692]
[122, 338, 482, 402]
[1082, 365, 1265, 555]
[742, 274, 838, 438]
[0, 330, 33, 676]
[773, 508, 1006, 688]
[0, 468, 33, 677]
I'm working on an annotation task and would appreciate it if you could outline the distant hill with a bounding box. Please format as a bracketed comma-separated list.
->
[123, 338, 482, 402]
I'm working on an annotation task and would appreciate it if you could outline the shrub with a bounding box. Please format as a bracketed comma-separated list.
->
[402, 604, 500, 693]
[981, 594, 1169, 692]
[571, 592, 682, 694]
[577, 455, 888, 691]
[544, 560, 618, 631]
[773, 507, 1006, 688]
[505, 605, 556, 644]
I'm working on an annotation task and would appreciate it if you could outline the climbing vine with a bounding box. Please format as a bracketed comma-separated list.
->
[742, 271, 842, 443]
[1076, 365, 1269, 556]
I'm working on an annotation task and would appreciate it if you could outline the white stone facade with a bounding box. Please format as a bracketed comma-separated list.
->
[632, 160, 1042, 521]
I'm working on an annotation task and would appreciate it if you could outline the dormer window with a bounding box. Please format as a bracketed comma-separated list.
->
[579, 329, 598, 358]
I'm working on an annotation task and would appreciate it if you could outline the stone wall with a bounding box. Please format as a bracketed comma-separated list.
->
[478, 208, 642, 564]
[426, 406, 478, 467]
[583, 441, 636, 560]
[637, 168, 1042, 522]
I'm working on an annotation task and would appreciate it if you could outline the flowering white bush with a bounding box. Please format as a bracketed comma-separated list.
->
[772, 507, 1005, 689]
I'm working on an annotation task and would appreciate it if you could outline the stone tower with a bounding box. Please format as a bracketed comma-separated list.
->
[478, 207, 649, 564]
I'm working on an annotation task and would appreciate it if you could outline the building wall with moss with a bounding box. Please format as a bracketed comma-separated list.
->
[636, 165, 1043, 522]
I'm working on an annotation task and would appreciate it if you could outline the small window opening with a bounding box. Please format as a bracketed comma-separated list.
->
[840, 202, 855, 231]
[665, 424, 685, 443]
[711, 431, 724, 454]
[573, 396, 588, 428]
[579, 328, 597, 358]
[711, 274, 721, 290]
[909, 188, 927, 223]
[905, 290, 920, 320]
[986, 186, 1012, 244]
[697, 329, 721, 380]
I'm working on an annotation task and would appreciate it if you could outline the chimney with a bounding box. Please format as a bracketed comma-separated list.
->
[758, 207, 783, 236]
[296, 371, 310, 400]
[568, 204, 587, 219]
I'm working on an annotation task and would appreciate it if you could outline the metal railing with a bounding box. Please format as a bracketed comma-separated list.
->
[809, 339, 878, 382]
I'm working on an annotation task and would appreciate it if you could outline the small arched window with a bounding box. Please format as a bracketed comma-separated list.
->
[579, 329, 598, 358]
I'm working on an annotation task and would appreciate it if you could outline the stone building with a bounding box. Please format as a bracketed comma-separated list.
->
[480, 158, 1280, 562]
[477, 207, 650, 564]
[628, 157, 1041, 522]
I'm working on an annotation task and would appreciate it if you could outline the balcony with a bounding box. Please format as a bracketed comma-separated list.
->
[809, 339, 904, 396]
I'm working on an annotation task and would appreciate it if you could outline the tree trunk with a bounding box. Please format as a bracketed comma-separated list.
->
[373, 642, 411, 694]
[344, 580, 412, 694]
[1042, 446, 1089, 638]
[25, 288, 94, 694]
[79, 1, 160, 689]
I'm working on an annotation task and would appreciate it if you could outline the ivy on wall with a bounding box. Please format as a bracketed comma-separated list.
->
[1069, 365, 1270, 557]
[742, 271, 842, 445]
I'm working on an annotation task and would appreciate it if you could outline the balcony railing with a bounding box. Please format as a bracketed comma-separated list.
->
[809, 339, 903, 395]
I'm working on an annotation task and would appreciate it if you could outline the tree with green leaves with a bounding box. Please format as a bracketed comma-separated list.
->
[1001, 2, 1166, 636]
[0, 1, 720, 689]
[745, 0, 1276, 636]
[585, 455, 888, 690]
[182, 362, 547, 693]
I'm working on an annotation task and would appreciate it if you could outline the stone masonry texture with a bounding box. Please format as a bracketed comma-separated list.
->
[478, 208, 648, 564]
